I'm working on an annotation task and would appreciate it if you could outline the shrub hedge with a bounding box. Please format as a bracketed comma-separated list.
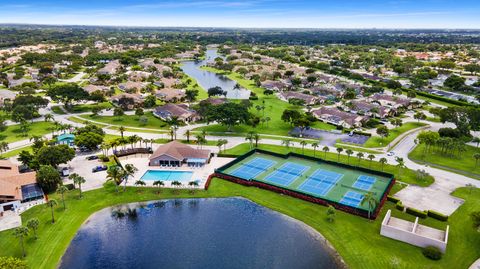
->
[406, 207, 428, 218]
[396, 201, 405, 211]
[422, 246, 443, 260]
[427, 210, 449, 221]
[387, 195, 401, 203]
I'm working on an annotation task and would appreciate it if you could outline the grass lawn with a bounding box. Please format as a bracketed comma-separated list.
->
[77, 112, 171, 130]
[51, 106, 66, 115]
[0, 181, 477, 269]
[0, 121, 55, 144]
[223, 143, 434, 187]
[334, 143, 383, 154]
[409, 143, 480, 180]
[195, 67, 333, 136]
[363, 122, 427, 148]
[0, 146, 33, 158]
[66, 102, 113, 113]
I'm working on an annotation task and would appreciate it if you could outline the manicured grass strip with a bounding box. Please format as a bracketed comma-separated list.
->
[363, 122, 427, 148]
[409, 143, 480, 180]
[0, 122, 55, 144]
[77, 113, 171, 130]
[0, 146, 33, 158]
[0, 181, 477, 269]
[223, 143, 434, 187]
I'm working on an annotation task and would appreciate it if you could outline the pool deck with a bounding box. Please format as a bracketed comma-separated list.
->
[121, 156, 234, 188]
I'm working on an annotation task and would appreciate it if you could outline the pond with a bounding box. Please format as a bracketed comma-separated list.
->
[180, 49, 251, 99]
[59, 198, 340, 269]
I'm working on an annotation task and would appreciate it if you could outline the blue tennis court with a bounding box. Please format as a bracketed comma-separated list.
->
[230, 157, 276, 180]
[297, 169, 343, 196]
[264, 162, 309, 186]
[352, 175, 376, 191]
[340, 191, 364, 207]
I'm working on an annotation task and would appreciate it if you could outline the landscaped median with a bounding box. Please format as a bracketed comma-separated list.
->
[363, 122, 427, 148]
[409, 143, 480, 180]
[0, 181, 478, 269]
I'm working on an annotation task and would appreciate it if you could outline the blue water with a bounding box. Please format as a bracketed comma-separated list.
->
[180, 49, 251, 99]
[59, 198, 339, 269]
[141, 170, 193, 181]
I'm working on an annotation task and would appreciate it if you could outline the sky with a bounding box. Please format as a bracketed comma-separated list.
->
[0, 0, 479, 29]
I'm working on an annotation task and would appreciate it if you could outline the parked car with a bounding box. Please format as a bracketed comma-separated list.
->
[59, 167, 70, 177]
[86, 155, 99, 160]
[92, 165, 108, 173]
[387, 151, 395, 156]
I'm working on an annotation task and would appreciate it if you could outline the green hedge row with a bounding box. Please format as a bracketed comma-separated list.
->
[427, 210, 449, 221]
[406, 207, 428, 218]
[217, 153, 241, 158]
[396, 201, 405, 211]
[387, 195, 400, 203]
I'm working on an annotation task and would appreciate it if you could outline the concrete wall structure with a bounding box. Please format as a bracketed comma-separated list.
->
[380, 210, 449, 253]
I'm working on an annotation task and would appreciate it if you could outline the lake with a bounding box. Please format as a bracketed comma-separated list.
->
[59, 198, 339, 269]
[180, 49, 251, 99]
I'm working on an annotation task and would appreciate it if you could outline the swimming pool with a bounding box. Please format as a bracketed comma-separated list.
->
[140, 170, 193, 181]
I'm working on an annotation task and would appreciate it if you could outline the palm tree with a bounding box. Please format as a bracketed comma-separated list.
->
[216, 139, 224, 153]
[466, 183, 476, 194]
[299, 140, 308, 155]
[395, 157, 405, 175]
[188, 181, 199, 194]
[171, 180, 182, 194]
[282, 139, 292, 150]
[356, 152, 364, 166]
[70, 173, 86, 198]
[361, 192, 378, 220]
[367, 154, 375, 168]
[13, 226, 29, 257]
[0, 141, 9, 156]
[221, 139, 228, 152]
[153, 180, 164, 193]
[135, 180, 146, 186]
[195, 134, 207, 149]
[336, 147, 343, 161]
[26, 218, 39, 240]
[265, 117, 271, 127]
[123, 164, 138, 192]
[44, 113, 53, 122]
[253, 133, 261, 147]
[322, 146, 329, 159]
[311, 142, 319, 157]
[47, 199, 58, 223]
[379, 157, 387, 171]
[473, 137, 480, 148]
[185, 130, 191, 143]
[474, 153, 480, 168]
[345, 149, 353, 164]
[245, 131, 255, 149]
[107, 166, 125, 192]
[56, 185, 68, 209]
[119, 126, 126, 138]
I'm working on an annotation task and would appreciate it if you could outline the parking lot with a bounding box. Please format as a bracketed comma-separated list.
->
[63, 152, 108, 191]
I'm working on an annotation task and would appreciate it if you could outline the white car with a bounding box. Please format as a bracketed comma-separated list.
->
[387, 152, 395, 156]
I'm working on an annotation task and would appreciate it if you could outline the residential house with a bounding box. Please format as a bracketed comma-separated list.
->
[111, 93, 144, 110]
[0, 89, 17, 107]
[155, 88, 186, 103]
[0, 160, 42, 214]
[313, 107, 369, 129]
[97, 60, 120, 75]
[278, 91, 322, 105]
[82, 85, 109, 95]
[153, 103, 199, 123]
[149, 141, 211, 167]
[118, 81, 147, 93]
[370, 93, 413, 109]
[349, 100, 394, 118]
[261, 80, 291, 91]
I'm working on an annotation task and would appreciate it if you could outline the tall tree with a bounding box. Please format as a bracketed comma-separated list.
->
[26, 218, 39, 240]
[361, 192, 378, 220]
[13, 227, 29, 257]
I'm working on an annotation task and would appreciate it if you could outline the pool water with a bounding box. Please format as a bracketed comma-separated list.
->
[141, 170, 193, 181]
